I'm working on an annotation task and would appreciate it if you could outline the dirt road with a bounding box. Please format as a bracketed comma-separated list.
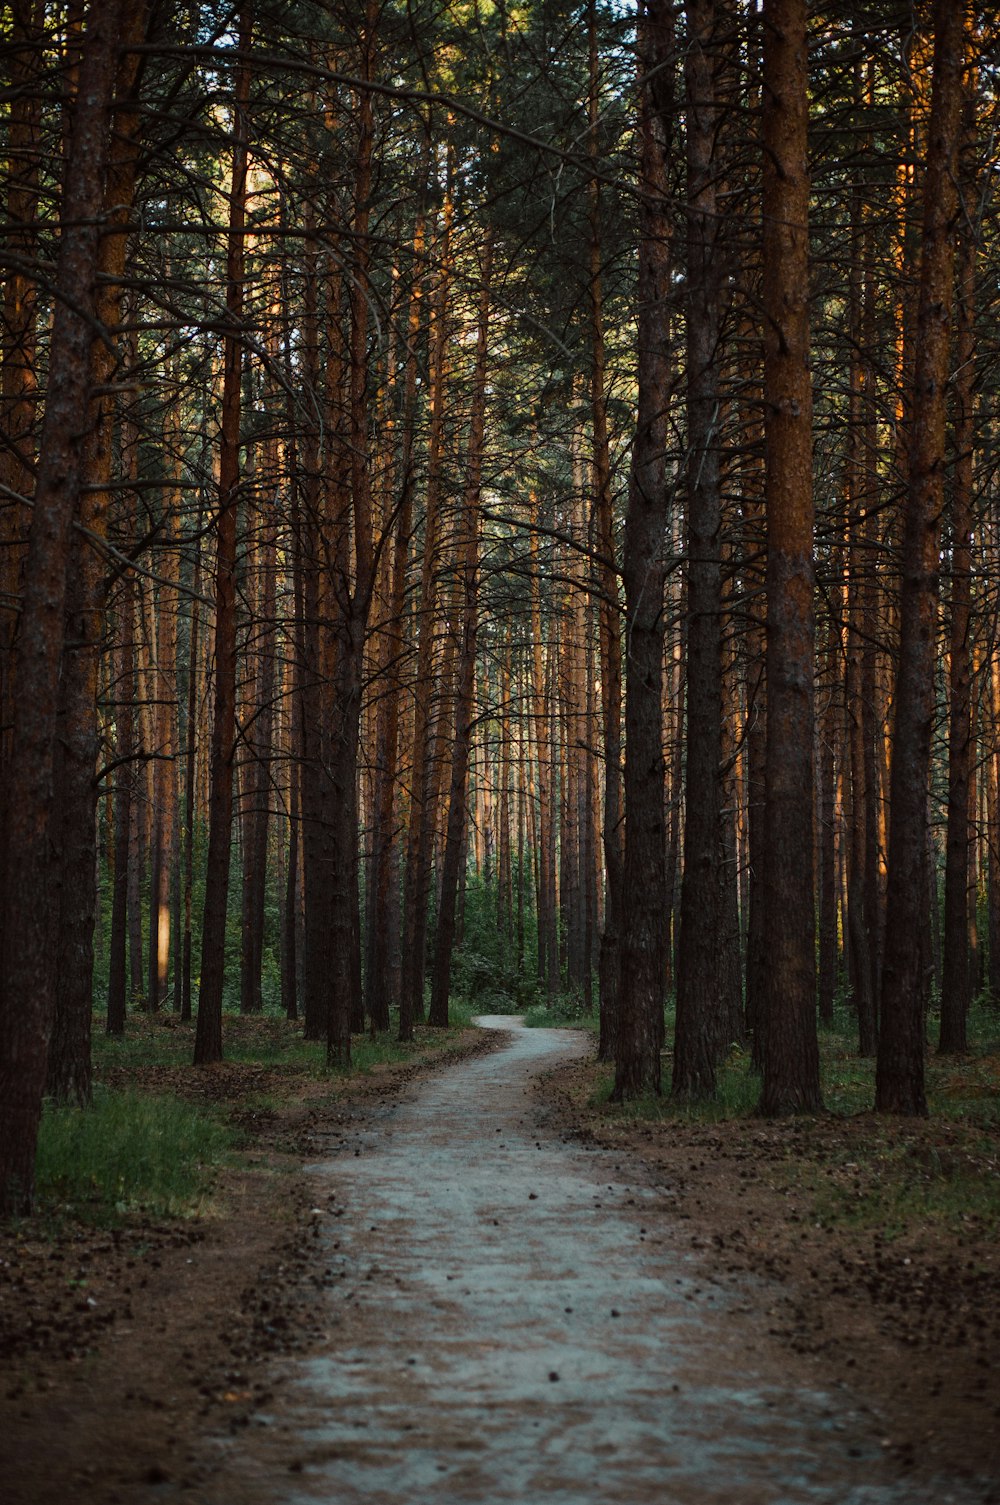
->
[204, 1019, 990, 1505]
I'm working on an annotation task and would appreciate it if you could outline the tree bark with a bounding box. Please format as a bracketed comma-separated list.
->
[0, 0, 43, 791]
[589, 0, 624, 1060]
[429, 235, 492, 1028]
[939, 50, 977, 1055]
[758, 0, 822, 1115]
[0, 0, 124, 1214]
[195, 6, 252, 1065]
[674, 0, 727, 1100]
[876, 0, 964, 1114]
[107, 573, 136, 1037]
[614, 0, 673, 1100]
[399, 153, 453, 1043]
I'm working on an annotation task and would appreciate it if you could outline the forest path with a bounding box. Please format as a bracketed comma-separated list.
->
[228, 1019, 978, 1505]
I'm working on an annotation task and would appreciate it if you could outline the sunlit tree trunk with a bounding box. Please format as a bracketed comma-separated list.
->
[877, 0, 964, 1114]
[589, 0, 623, 1060]
[429, 235, 492, 1027]
[148, 400, 181, 1016]
[367, 182, 428, 1032]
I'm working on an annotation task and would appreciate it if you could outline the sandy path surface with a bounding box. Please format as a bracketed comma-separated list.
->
[211, 1019, 987, 1504]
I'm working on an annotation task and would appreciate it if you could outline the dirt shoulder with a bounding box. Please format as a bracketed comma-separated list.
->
[536, 1047, 1000, 1495]
[1, 1024, 507, 1505]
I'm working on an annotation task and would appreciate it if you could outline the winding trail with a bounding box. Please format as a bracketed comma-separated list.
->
[244, 1020, 982, 1504]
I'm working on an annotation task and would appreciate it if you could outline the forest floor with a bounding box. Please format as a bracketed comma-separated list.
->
[537, 1048, 1000, 1494]
[1, 1015, 507, 1504]
[2, 1014, 999, 1502]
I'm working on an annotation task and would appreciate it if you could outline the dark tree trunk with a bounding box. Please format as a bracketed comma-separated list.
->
[107, 574, 136, 1037]
[817, 637, 840, 1028]
[327, 2, 379, 1066]
[400, 158, 452, 1044]
[0, 0, 123, 1214]
[240, 496, 276, 1016]
[939, 60, 977, 1055]
[195, 6, 252, 1066]
[674, 0, 726, 1099]
[46, 0, 150, 1104]
[0, 0, 42, 795]
[758, 0, 822, 1114]
[181, 512, 203, 1024]
[614, 0, 673, 1100]
[877, 0, 964, 1114]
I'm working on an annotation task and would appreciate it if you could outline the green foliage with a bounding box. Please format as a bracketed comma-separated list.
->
[450, 874, 538, 1012]
[34, 1088, 233, 1225]
[804, 1136, 1000, 1239]
[523, 994, 600, 1031]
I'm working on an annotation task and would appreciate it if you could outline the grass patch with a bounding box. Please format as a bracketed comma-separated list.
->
[585, 1045, 761, 1123]
[524, 995, 600, 1031]
[94, 1012, 325, 1074]
[798, 1132, 1000, 1238]
[35, 1087, 234, 1226]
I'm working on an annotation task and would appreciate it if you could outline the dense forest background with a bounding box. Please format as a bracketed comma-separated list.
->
[1, 0, 998, 1214]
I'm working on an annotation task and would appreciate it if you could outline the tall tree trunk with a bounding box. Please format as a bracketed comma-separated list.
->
[327, 0, 380, 1066]
[987, 655, 1000, 1006]
[614, 0, 673, 1099]
[399, 155, 453, 1043]
[367, 179, 428, 1033]
[529, 503, 558, 995]
[195, 6, 252, 1065]
[674, 0, 726, 1099]
[0, 0, 43, 789]
[758, 0, 822, 1115]
[0, 0, 123, 1214]
[181, 517, 203, 1025]
[107, 573, 136, 1036]
[589, 0, 624, 1060]
[429, 235, 492, 1028]
[148, 412, 181, 1015]
[46, 0, 151, 1103]
[876, 0, 964, 1114]
[240, 413, 277, 1016]
[939, 52, 977, 1055]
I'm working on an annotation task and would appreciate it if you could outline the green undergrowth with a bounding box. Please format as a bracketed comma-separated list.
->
[34, 1087, 234, 1228]
[580, 996, 1000, 1122]
[800, 1131, 1000, 1239]
[523, 994, 600, 1031]
[31, 1000, 485, 1227]
[94, 996, 479, 1078]
[575, 996, 1000, 1239]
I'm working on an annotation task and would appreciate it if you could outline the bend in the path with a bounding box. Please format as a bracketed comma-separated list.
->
[213, 1018, 991, 1505]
